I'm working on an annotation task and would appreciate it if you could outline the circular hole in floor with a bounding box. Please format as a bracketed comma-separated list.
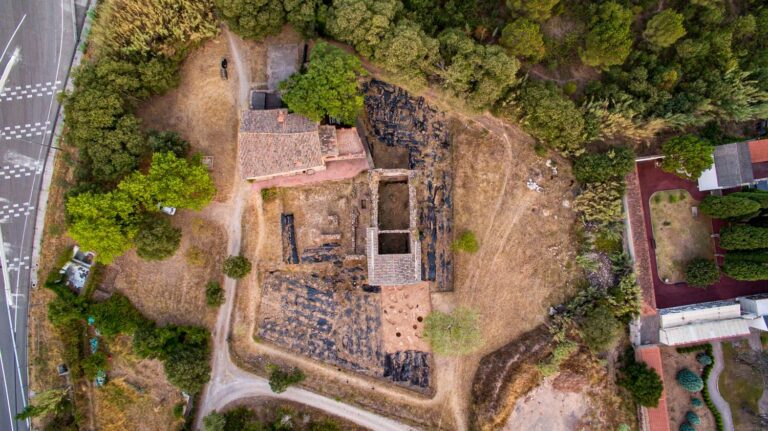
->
[396, 332, 401, 337]
[417, 316, 423, 322]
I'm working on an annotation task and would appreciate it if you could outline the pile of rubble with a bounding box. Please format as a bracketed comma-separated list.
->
[363, 80, 454, 292]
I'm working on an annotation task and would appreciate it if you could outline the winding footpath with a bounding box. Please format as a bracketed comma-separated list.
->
[708, 342, 735, 431]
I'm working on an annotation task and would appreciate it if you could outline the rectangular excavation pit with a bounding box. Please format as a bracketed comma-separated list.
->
[377, 179, 410, 230]
[379, 232, 410, 255]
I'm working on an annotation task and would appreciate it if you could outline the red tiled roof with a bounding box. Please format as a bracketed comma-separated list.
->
[748, 139, 768, 163]
[636, 346, 671, 431]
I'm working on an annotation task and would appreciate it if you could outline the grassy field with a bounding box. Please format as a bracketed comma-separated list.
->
[649, 189, 714, 283]
[719, 342, 765, 431]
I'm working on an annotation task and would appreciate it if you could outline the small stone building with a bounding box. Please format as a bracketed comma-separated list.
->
[238, 109, 371, 186]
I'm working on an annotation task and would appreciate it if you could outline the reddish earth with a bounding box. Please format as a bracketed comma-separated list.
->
[633, 160, 768, 308]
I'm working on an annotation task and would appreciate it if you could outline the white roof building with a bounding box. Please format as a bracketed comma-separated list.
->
[658, 300, 751, 345]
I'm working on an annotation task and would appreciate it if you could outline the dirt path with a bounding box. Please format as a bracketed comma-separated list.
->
[710, 342, 736, 431]
[225, 28, 250, 110]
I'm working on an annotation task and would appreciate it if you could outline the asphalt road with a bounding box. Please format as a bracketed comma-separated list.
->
[0, 1, 82, 429]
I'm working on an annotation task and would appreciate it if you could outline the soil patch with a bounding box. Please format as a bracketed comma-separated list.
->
[377, 180, 409, 230]
[380, 283, 432, 353]
[504, 378, 589, 431]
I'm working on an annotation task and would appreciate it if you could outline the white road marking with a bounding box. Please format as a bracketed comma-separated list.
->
[0, 47, 21, 94]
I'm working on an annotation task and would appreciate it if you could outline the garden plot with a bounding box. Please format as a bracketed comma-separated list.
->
[660, 347, 716, 430]
[649, 190, 714, 284]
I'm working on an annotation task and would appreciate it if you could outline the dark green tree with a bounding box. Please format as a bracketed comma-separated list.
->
[284, 0, 319, 36]
[205, 281, 225, 307]
[660, 135, 714, 180]
[214, 0, 286, 40]
[325, 0, 402, 58]
[699, 195, 761, 220]
[643, 9, 686, 49]
[280, 42, 364, 125]
[580, 2, 634, 69]
[723, 259, 768, 280]
[148, 130, 190, 158]
[135, 215, 182, 260]
[720, 225, 768, 250]
[374, 20, 438, 85]
[165, 347, 211, 394]
[579, 302, 621, 352]
[203, 411, 226, 431]
[617, 357, 664, 407]
[685, 258, 720, 287]
[223, 255, 252, 279]
[268, 365, 306, 393]
[499, 18, 545, 62]
[506, 0, 559, 22]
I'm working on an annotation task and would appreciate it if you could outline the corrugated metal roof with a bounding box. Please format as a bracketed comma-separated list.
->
[659, 318, 750, 345]
[714, 142, 754, 188]
[659, 300, 741, 327]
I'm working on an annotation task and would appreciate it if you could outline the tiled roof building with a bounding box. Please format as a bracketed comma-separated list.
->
[238, 109, 368, 181]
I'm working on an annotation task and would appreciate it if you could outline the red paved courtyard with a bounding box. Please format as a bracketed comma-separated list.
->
[633, 160, 768, 309]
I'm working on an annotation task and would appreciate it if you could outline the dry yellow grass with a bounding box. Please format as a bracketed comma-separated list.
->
[649, 189, 714, 283]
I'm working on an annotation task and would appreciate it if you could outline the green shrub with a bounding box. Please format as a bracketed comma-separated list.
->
[563, 81, 577, 95]
[719, 225, 768, 250]
[679, 423, 695, 431]
[205, 281, 225, 307]
[685, 411, 701, 425]
[676, 368, 704, 392]
[573, 181, 625, 226]
[173, 402, 185, 419]
[223, 255, 252, 279]
[617, 354, 665, 407]
[148, 131, 189, 158]
[685, 258, 720, 287]
[691, 397, 702, 407]
[729, 190, 768, 209]
[699, 195, 760, 219]
[723, 259, 768, 281]
[135, 215, 182, 260]
[261, 188, 279, 202]
[452, 231, 479, 253]
[579, 302, 621, 352]
[660, 135, 714, 180]
[267, 365, 305, 393]
[573, 147, 635, 184]
[696, 353, 713, 366]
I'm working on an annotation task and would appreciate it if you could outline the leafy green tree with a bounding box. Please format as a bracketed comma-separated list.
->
[506, 0, 559, 22]
[214, 0, 285, 40]
[91, 0, 218, 60]
[16, 388, 68, 420]
[676, 368, 704, 392]
[148, 130, 190, 158]
[280, 42, 364, 125]
[203, 411, 226, 431]
[643, 9, 686, 49]
[437, 29, 520, 109]
[580, 2, 634, 69]
[66, 190, 141, 263]
[284, 0, 319, 36]
[205, 281, 225, 307]
[660, 135, 714, 180]
[679, 423, 695, 431]
[89, 293, 148, 337]
[573, 182, 625, 226]
[696, 353, 712, 366]
[685, 258, 720, 287]
[504, 81, 585, 154]
[165, 347, 211, 393]
[452, 231, 479, 253]
[325, 0, 402, 58]
[699, 195, 761, 220]
[729, 190, 768, 209]
[374, 20, 438, 85]
[423, 307, 482, 355]
[499, 18, 546, 62]
[608, 273, 642, 322]
[223, 255, 252, 278]
[267, 365, 305, 393]
[573, 147, 635, 184]
[146, 152, 216, 210]
[617, 357, 664, 407]
[720, 225, 768, 250]
[135, 215, 182, 260]
[579, 302, 621, 352]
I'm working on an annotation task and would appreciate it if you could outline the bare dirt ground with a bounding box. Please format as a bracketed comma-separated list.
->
[220, 397, 369, 430]
[138, 33, 239, 203]
[660, 347, 716, 430]
[105, 212, 226, 328]
[92, 336, 184, 431]
[504, 378, 589, 431]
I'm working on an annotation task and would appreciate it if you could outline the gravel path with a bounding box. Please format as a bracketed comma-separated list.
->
[708, 342, 735, 431]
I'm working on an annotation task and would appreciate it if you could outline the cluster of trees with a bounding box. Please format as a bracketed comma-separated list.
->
[204, 406, 341, 431]
[267, 364, 306, 393]
[66, 151, 215, 263]
[44, 271, 212, 395]
[617, 349, 664, 408]
[572, 146, 635, 226]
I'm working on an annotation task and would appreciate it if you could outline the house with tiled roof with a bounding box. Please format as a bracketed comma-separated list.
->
[697, 138, 768, 191]
[238, 109, 371, 184]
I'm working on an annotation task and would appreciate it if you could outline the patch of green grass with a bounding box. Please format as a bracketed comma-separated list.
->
[452, 231, 479, 253]
[653, 194, 662, 204]
[261, 188, 280, 202]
